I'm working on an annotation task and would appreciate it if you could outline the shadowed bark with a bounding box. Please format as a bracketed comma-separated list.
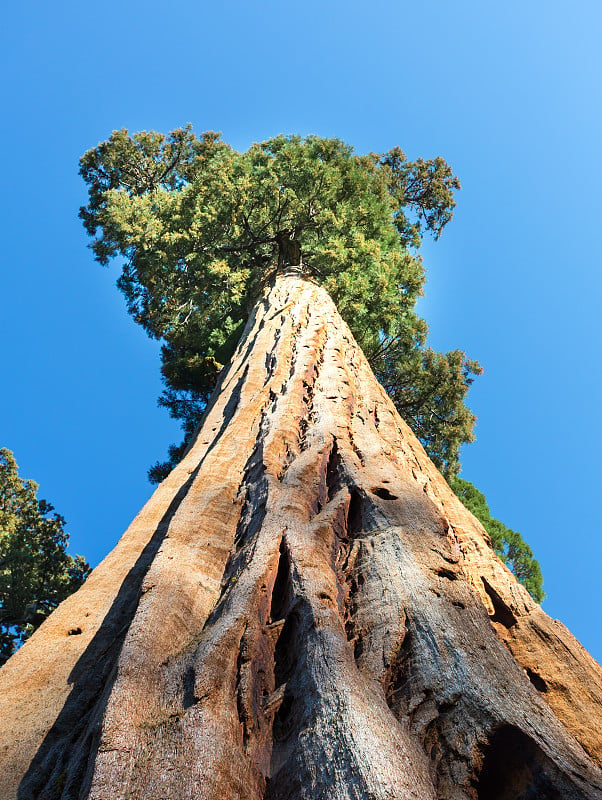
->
[1, 274, 601, 799]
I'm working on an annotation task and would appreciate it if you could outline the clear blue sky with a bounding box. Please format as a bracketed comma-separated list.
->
[1, 1, 601, 662]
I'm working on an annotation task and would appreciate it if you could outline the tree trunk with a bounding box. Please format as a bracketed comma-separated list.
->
[276, 231, 302, 269]
[1, 274, 601, 800]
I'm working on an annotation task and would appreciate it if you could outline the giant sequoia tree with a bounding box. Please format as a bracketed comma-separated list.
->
[0, 132, 600, 799]
[76, 128, 541, 597]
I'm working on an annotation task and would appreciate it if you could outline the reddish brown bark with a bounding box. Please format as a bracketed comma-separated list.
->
[1, 274, 601, 799]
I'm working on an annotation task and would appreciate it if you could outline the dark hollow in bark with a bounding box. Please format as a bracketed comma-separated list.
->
[476, 725, 565, 800]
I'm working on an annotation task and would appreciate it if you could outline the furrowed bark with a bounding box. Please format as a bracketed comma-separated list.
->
[1, 274, 601, 800]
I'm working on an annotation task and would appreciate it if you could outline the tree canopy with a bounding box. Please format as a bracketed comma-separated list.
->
[80, 127, 480, 481]
[0, 448, 90, 665]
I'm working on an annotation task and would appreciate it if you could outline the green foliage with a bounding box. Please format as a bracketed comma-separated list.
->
[0, 449, 90, 665]
[80, 127, 475, 478]
[449, 476, 544, 603]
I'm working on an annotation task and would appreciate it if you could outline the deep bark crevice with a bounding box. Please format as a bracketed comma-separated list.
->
[341, 549, 366, 663]
[334, 487, 372, 663]
[343, 568, 364, 661]
[264, 351, 277, 385]
[268, 606, 306, 790]
[371, 486, 399, 501]
[235, 628, 251, 748]
[435, 566, 459, 581]
[325, 439, 342, 503]
[346, 488, 365, 537]
[297, 416, 309, 452]
[311, 439, 341, 519]
[270, 540, 292, 624]
[273, 612, 299, 694]
[182, 664, 196, 709]
[482, 577, 518, 628]
[298, 377, 317, 453]
[525, 668, 548, 693]
[475, 725, 564, 800]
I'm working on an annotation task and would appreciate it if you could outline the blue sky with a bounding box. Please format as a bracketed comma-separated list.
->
[1, 1, 600, 661]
